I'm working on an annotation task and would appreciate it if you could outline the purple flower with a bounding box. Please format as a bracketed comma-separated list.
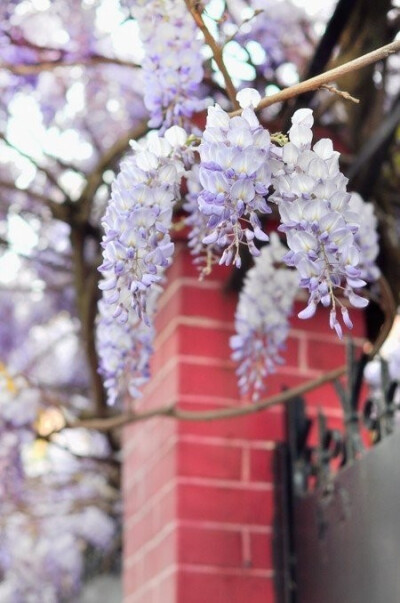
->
[231, 233, 298, 400]
[348, 192, 381, 282]
[98, 127, 188, 325]
[271, 109, 368, 337]
[196, 90, 279, 268]
[132, 0, 208, 130]
[96, 287, 160, 406]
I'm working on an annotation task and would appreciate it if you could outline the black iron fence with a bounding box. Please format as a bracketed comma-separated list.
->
[274, 340, 400, 603]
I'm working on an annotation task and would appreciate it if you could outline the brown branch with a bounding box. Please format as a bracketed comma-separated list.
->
[76, 121, 149, 223]
[70, 227, 106, 417]
[223, 9, 264, 45]
[0, 133, 71, 204]
[184, 0, 240, 110]
[321, 84, 360, 104]
[41, 149, 86, 176]
[69, 366, 348, 432]
[229, 39, 400, 117]
[38, 434, 120, 465]
[0, 178, 68, 222]
[0, 55, 139, 75]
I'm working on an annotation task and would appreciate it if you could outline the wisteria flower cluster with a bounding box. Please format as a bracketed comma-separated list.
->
[194, 89, 279, 268]
[271, 108, 368, 337]
[132, 0, 208, 130]
[99, 90, 381, 402]
[348, 192, 381, 283]
[98, 126, 194, 404]
[96, 285, 161, 406]
[230, 234, 299, 400]
[99, 126, 188, 326]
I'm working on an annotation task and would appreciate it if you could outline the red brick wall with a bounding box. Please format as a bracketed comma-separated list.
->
[123, 242, 366, 603]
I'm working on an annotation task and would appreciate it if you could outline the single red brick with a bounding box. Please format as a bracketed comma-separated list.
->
[124, 508, 154, 557]
[249, 449, 275, 483]
[124, 419, 177, 471]
[178, 324, 232, 360]
[178, 525, 242, 567]
[178, 440, 242, 481]
[143, 529, 177, 583]
[178, 362, 239, 399]
[250, 532, 274, 570]
[123, 556, 145, 598]
[154, 571, 177, 603]
[126, 585, 157, 603]
[124, 485, 177, 559]
[153, 486, 177, 536]
[123, 475, 146, 517]
[305, 336, 347, 371]
[141, 445, 176, 500]
[282, 336, 300, 369]
[178, 482, 274, 526]
[151, 329, 180, 375]
[181, 285, 237, 322]
[178, 570, 276, 603]
[155, 285, 183, 333]
[140, 367, 179, 410]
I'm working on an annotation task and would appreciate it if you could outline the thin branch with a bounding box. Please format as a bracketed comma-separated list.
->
[0, 55, 139, 75]
[223, 8, 264, 46]
[184, 0, 240, 110]
[321, 84, 360, 104]
[41, 149, 86, 176]
[69, 366, 348, 431]
[0, 178, 68, 221]
[0, 133, 71, 204]
[38, 434, 120, 465]
[76, 121, 149, 222]
[230, 39, 400, 117]
[0, 237, 72, 274]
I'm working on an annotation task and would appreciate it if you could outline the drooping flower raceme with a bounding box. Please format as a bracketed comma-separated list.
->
[132, 0, 208, 130]
[183, 163, 225, 277]
[196, 89, 279, 268]
[98, 126, 187, 327]
[271, 108, 368, 337]
[97, 126, 192, 404]
[96, 285, 161, 406]
[230, 234, 299, 400]
[348, 192, 381, 283]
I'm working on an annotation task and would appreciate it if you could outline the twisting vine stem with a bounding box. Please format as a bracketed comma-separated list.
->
[184, 0, 240, 110]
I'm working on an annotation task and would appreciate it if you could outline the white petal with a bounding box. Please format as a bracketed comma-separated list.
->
[236, 88, 261, 109]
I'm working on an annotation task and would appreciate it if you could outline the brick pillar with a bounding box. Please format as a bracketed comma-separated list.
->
[123, 242, 366, 603]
